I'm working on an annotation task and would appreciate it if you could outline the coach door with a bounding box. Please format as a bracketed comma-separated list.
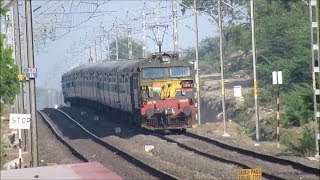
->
[132, 74, 139, 109]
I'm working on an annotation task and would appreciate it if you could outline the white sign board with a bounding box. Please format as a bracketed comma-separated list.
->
[9, 114, 31, 129]
[234, 85, 242, 98]
[272, 71, 283, 85]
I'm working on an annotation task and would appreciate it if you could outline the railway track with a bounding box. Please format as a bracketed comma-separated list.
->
[38, 110, 89, 163]
[38, 109, 178, 180]
[183, 132, 320, 175]
[152, 132, 319, 180]
[44, 107, 320, 179]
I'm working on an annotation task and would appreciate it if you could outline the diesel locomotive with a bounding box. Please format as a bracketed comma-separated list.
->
[61, 52, 197, 131]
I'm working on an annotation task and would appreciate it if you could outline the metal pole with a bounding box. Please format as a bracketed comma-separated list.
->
[128, 28, 133, 59]
[276, 85, 280, 148]
[250, 0, 260, 146]
[309, 0, 319, 157]
[172, 0, 179, 52]
[22, 1, 32, 166]
[156, 5, 161, 52]
[107, 32, 111, 61]
[115, 35, 119, 60]
[13, 0, 23, 114]
[13, 0, 27, 153]
[94, 39, 97, 63]
[218, 0, 229, 137]
[142, 12, 147, 58]
[194, 0, 201, 124]
[99, 35, 102, 61]
[25, 0, 39, 166]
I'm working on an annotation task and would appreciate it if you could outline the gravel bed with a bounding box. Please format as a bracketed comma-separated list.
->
[42, 108, 158, 180]
[162, 134, 319, 179]
[61, 106, 246, 179]
[37, 111, 83, 166]
[188, 123, 320, 170]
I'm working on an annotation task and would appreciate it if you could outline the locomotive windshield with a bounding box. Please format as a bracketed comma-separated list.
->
[142, 66, 191, 79]
[142, 67, 167, 79]
[170, 67, 191, 77]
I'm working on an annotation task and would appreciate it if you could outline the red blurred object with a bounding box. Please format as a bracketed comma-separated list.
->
[0, 162, 122, 180]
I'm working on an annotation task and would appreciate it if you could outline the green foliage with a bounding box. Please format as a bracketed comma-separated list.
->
[0, 0, 7, 16]
[281, 84, 313, 126]
[182, 0, 314, 129]
[258, 85, 273, 103]
[255, 0, 310, 88]
[0, 139, 4, 166]
[243, 92, 254, 107]
[0, 34, 19, 106]
[298, 128, 316, 157]
[280, 128, 316, 157]
[238, 121, 251, 135]
[279, 131, 294, 148]
[0, 34, 19, 117]
[260, 117, 276, 141]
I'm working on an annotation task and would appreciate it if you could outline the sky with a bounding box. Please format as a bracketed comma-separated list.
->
[2, 0, 219, 91]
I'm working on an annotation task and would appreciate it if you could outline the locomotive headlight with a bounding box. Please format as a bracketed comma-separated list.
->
[183, 106, 192, 116]
[161, 55, 171, 64]
[146, 108, 155, 117]
[181, 89, 186, 96]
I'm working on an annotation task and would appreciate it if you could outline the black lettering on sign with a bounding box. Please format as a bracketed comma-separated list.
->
[12, 117, 16, 123]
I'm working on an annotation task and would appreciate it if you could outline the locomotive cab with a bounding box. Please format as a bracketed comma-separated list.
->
[138, 53, 197, 130]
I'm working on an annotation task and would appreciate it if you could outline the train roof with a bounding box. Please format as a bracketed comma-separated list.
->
[63, 59, 144, 77]
[62, 52, 190, 78]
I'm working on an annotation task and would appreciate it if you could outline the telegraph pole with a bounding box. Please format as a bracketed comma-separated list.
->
[156, 5, 161, 52]
[13, 0, 27, 152]
[128, 28, 133, 59]
[194, 0, 201, 124]
[25, 0, 39, 166]
[250, 0, 260, 146]
[172, 0, 179, 52]
[218, 0, 230, 137]
[107, 31, 111, 61]
[309, 0, 319, 158]
[13, 0, 23, 115]
[142, 12, 147, 58]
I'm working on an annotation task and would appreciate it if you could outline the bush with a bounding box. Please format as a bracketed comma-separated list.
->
[260, 117, 277, 141]
[282, 85, 313, 126]
[280, 131, 294, 149]
[243, 92, 254, 108]
[238, 121, 251, 135]
[297, 128, 316, 157]
[280, 128, 316, 157]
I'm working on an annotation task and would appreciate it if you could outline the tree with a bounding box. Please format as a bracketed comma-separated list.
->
[0, 3, 19, 115]
[181, 0, 247, 47]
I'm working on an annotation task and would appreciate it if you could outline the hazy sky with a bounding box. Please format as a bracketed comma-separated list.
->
[2, 0, 219, 90]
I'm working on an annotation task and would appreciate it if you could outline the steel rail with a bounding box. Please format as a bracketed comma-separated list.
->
[50, 108, 178, 180]
[37, 110, 89, 162]
[151, 132, 283, 180]
[183, 132, 320, 175]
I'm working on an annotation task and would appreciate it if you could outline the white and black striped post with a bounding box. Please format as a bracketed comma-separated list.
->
[308, 0, 319, 158]
[273, 71, 282, 148]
